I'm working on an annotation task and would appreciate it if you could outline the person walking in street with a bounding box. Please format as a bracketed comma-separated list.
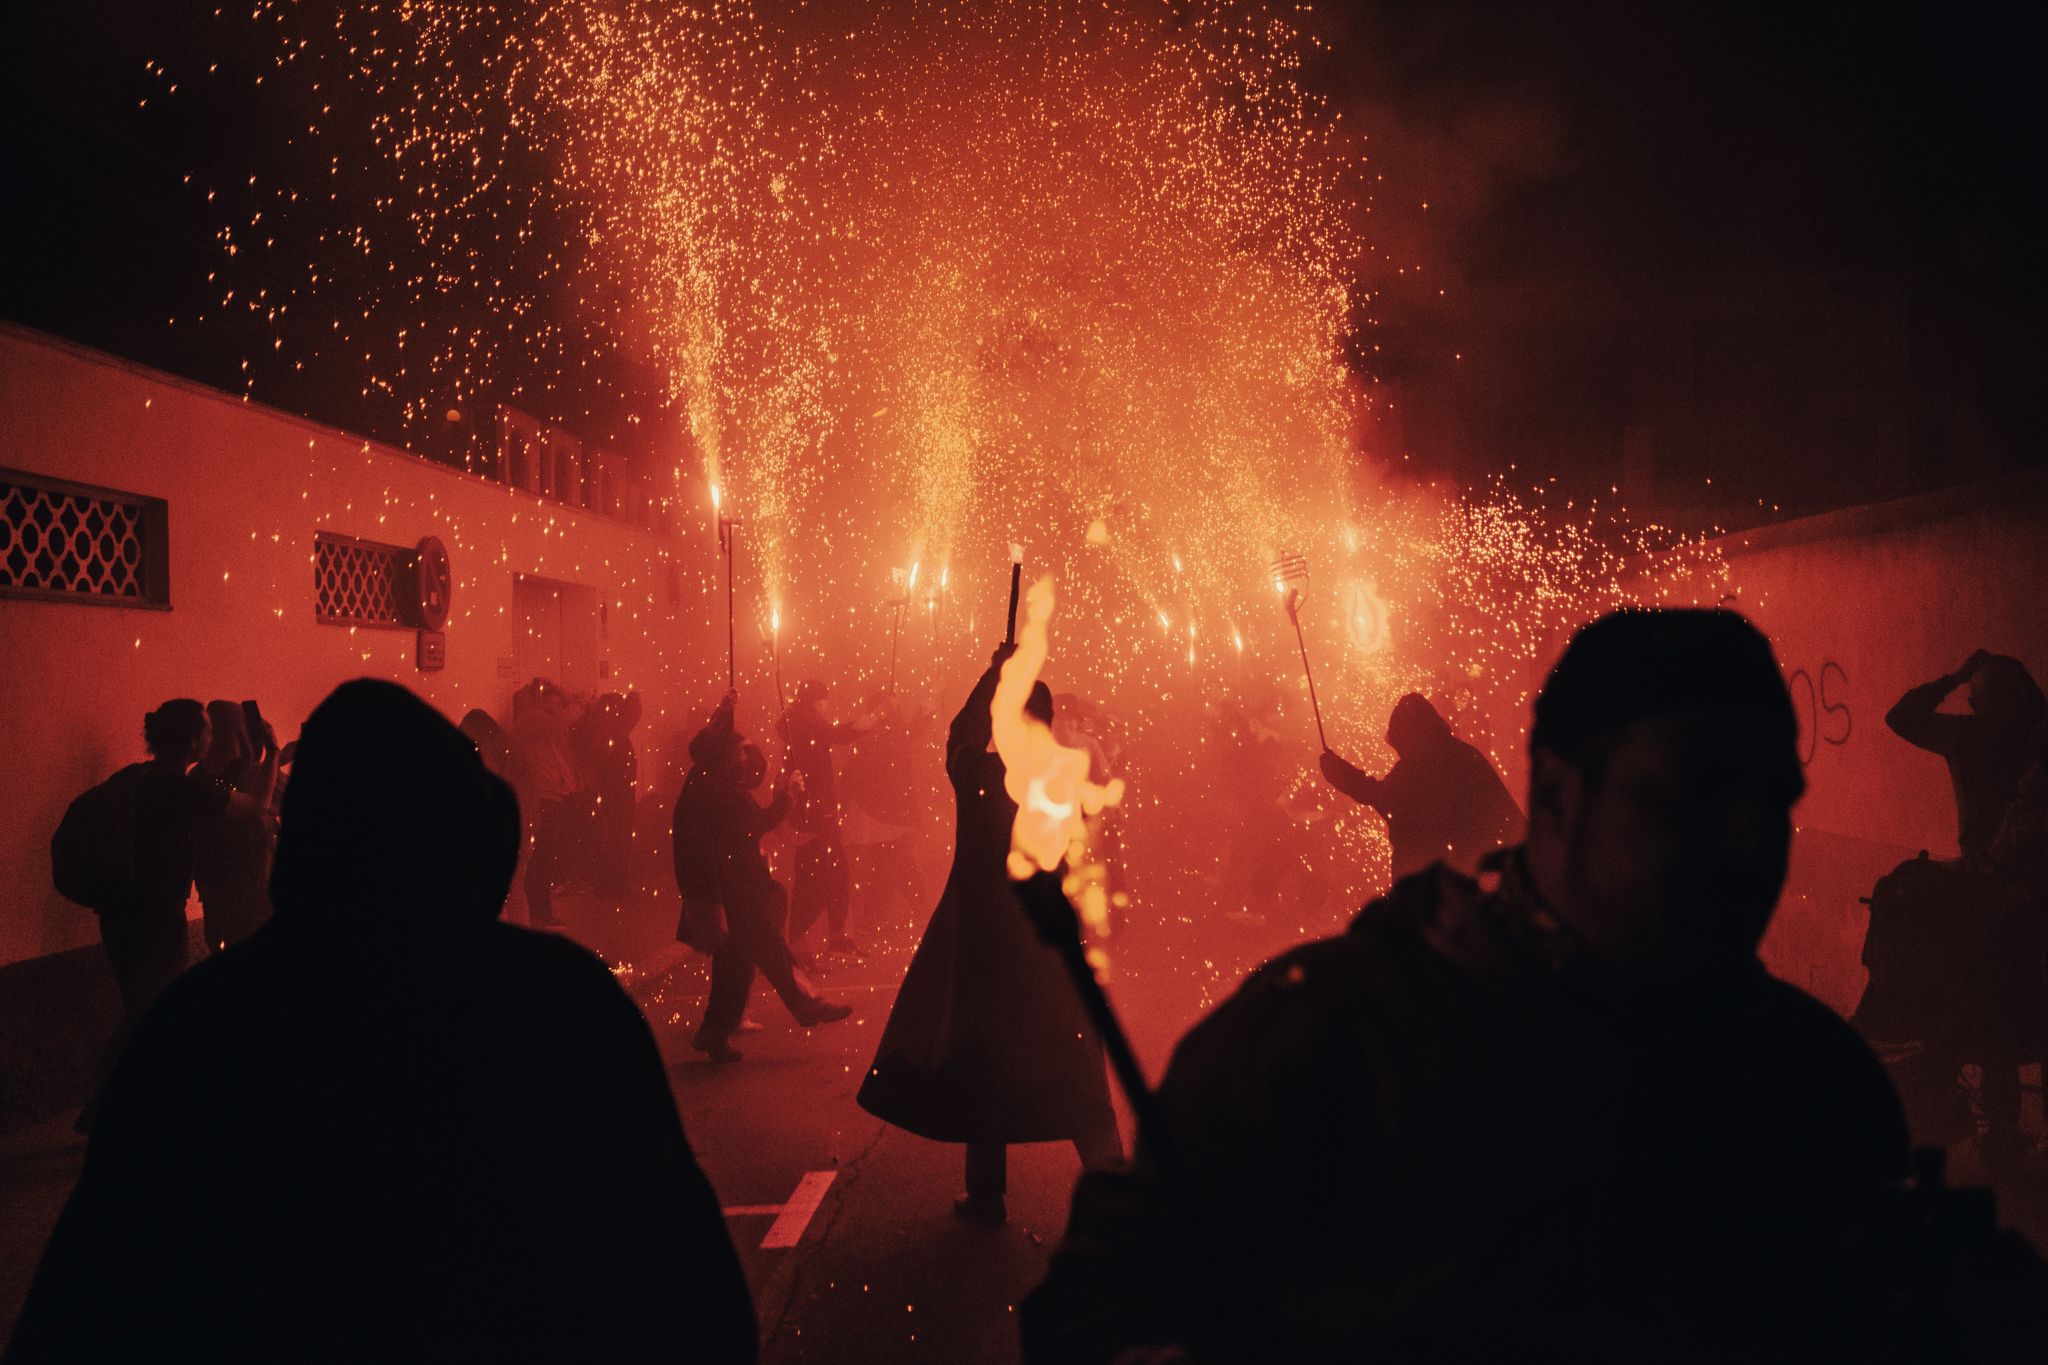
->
[673, 694, 852, 1064]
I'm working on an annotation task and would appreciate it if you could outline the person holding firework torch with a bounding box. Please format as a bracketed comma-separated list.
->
[858, 564, 1121, 1227]
[1318, 692, 1524, 883]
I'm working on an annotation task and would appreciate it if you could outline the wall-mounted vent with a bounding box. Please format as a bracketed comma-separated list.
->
[0, 467, 169, 608]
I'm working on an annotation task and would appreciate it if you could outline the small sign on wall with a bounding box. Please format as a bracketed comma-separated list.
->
[417, 629, 447, 672]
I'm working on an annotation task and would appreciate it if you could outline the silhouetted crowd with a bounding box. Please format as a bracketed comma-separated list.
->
[461, 679, 647, 926]
[10, 608, 2047, 1362]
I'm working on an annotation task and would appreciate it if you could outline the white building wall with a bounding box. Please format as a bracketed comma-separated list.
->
[0, 325, 733, 966]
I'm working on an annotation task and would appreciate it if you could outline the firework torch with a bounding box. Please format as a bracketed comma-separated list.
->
[887, 566, 912, 693]
[1013, 871, 1188, 1190]
[715, 485, 739, 691]
[993, 576, 1185, 1192]
[768, 604, 789, 728]
[1273, 551, 1328, 751]
[1003, 556, 1019, 642]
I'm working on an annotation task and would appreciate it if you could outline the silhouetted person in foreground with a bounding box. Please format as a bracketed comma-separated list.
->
[859, 646, 1120, 1227]
[1886, 651, 2047, 862]
[8, 679, 755, 1364]
[1025, 610, 1924, 1363]
[1319, 691, 1523, 881]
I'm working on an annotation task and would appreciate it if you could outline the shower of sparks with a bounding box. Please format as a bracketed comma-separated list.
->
[169, 0, 1729, 934]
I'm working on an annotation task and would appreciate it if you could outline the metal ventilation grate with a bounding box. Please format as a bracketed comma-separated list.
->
[314, 531, 417, 627]
[0, 468, 169, 607]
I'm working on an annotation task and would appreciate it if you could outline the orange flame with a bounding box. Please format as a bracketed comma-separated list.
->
[993, 576, 1124, 881]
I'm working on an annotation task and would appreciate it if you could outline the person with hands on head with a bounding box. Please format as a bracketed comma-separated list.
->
[1882, 651, 2048, 1167]
[1885, 649, 2046, 861]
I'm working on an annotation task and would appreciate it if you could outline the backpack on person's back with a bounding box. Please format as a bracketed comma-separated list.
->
[51, 764, 147, 911]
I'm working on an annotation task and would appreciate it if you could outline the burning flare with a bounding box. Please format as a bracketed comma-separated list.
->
[993, 577, 1124, 881]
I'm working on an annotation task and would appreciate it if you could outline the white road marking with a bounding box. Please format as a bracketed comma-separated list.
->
[722, 1169, 839, 1250]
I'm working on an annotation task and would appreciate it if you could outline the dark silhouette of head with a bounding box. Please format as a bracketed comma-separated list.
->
[270, 679, 520, 931]
[1524, 609, 1803, 979]
[738, 742, 769, 791]
[144, 699, 209, 764]
[1967, 654, 2046, 731]
[603, 690, 644, 732]
[457, 708, 507, 746]
[1026, 682, 1055, 726]
[797, 679, 828, 704]
[698, 708, 745, 772]
[201, 700, 254, 776]
[1385, 692, 1450, 757]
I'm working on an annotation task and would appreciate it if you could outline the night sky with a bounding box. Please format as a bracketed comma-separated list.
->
[6, 0, 2042, 527]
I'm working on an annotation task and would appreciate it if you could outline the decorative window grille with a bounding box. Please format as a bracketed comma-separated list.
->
[0, 467, 170, 608]
[314, 532, 418, 628]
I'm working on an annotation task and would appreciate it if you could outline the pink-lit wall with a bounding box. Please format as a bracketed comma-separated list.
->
[1712, 476, 2048, 1013]
[0, 326, 736, 967]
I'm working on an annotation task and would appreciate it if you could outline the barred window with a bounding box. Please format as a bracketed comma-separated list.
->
[314, 532, 418, 628]
[0, 467, 170, 608]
